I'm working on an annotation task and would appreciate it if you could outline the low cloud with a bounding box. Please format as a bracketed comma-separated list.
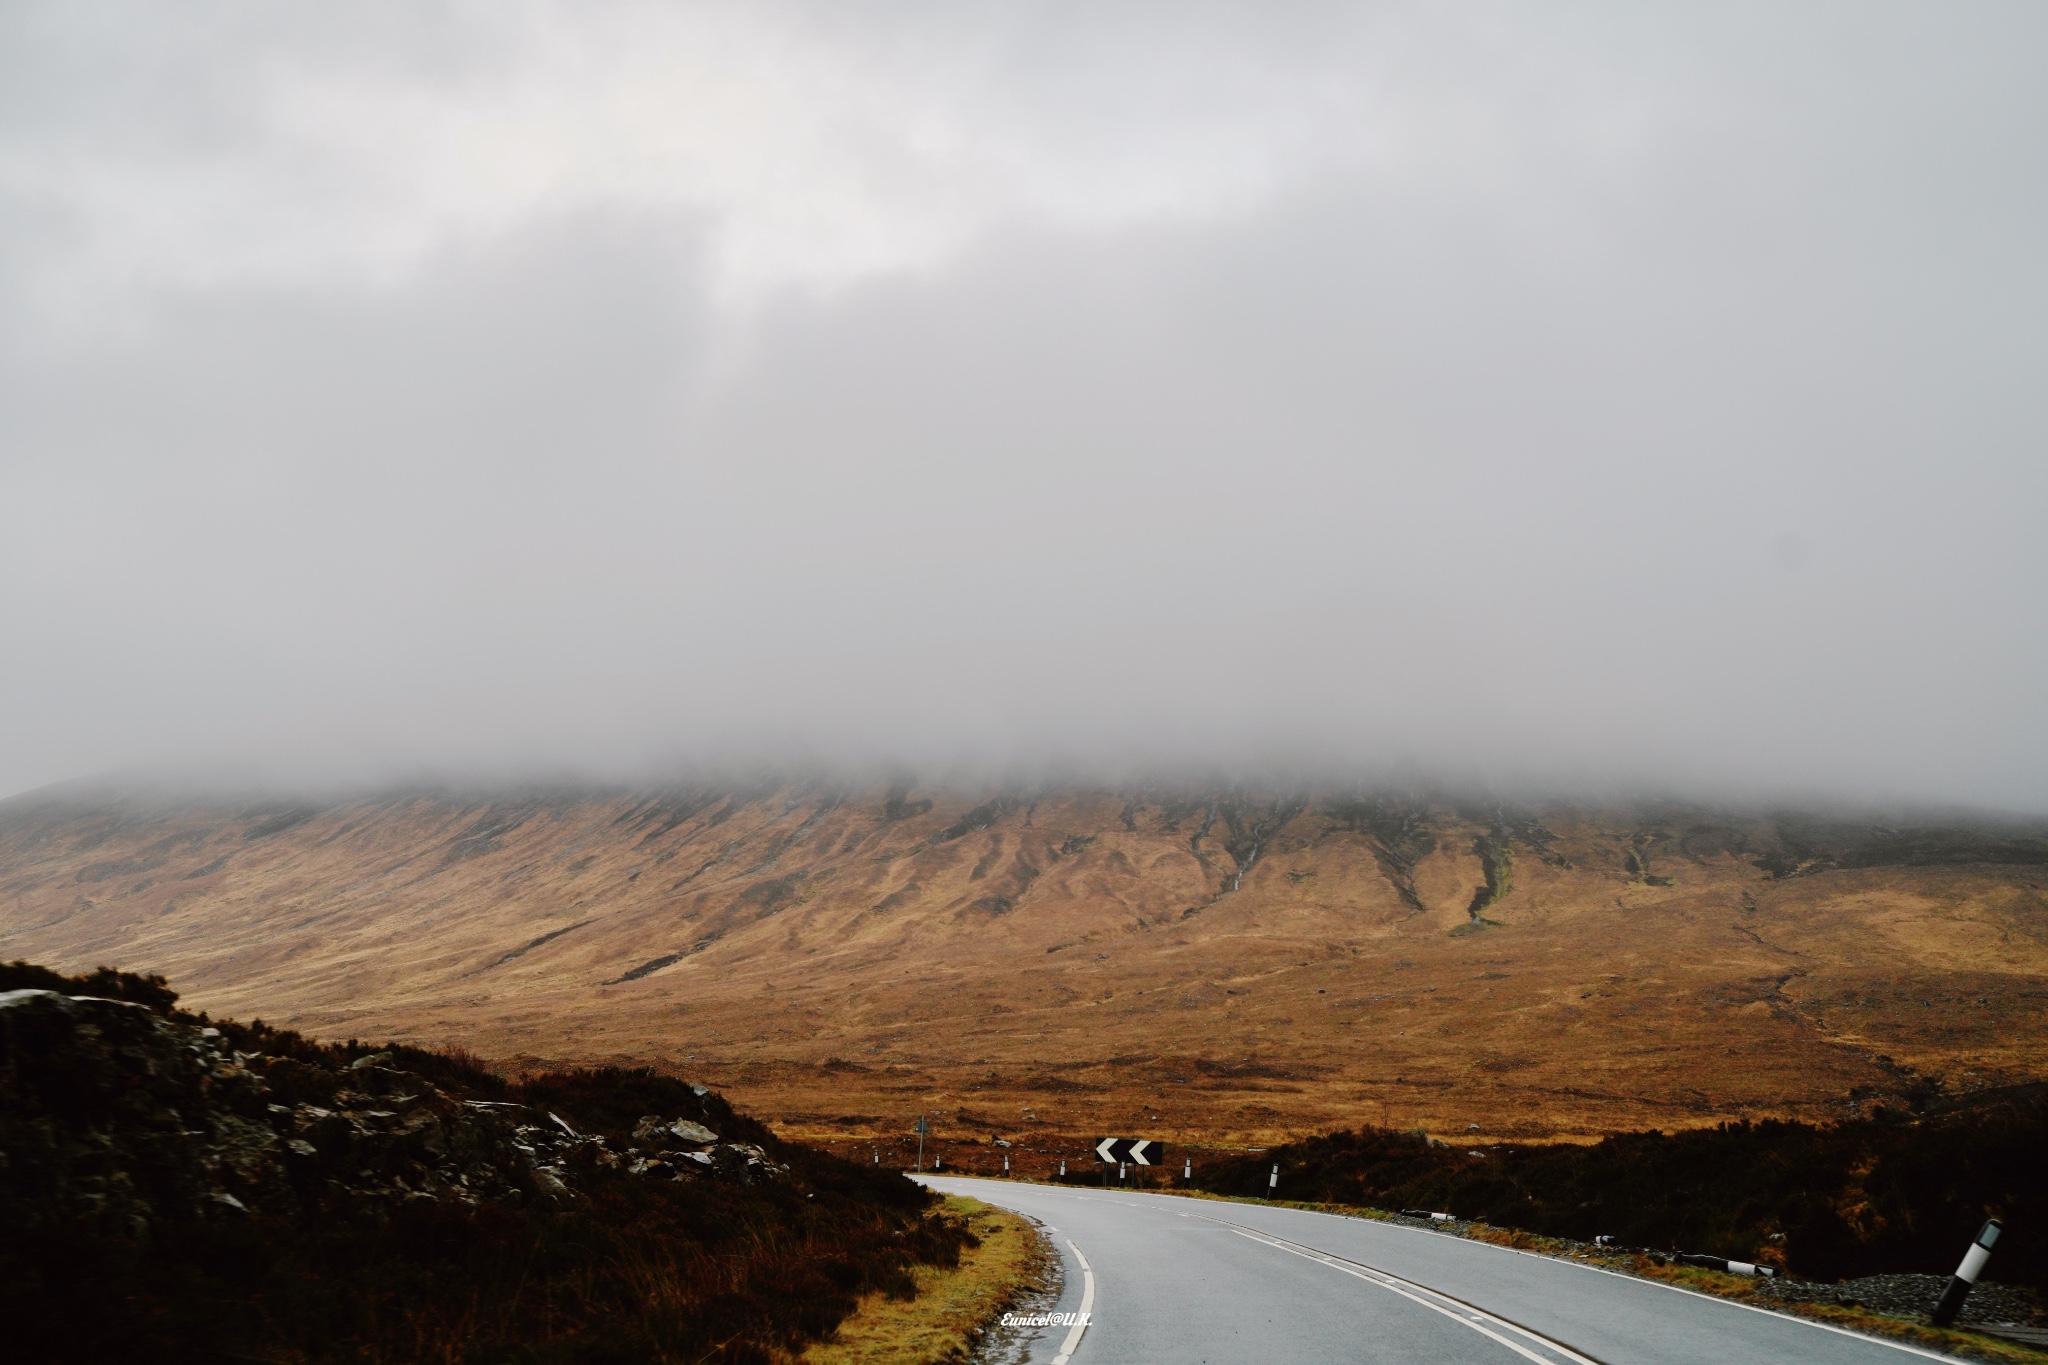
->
[2, 2, 2044, 810]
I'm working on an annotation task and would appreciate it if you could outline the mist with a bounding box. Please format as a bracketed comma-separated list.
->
[2, 2, 2045, 810]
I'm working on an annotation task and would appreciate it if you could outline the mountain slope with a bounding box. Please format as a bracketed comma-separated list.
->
[3, 782, 2045, 1144]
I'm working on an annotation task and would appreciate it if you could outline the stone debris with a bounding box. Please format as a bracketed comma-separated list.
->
[621, 1113, 786, 1183]
[633, 1114, 718, 1146]
[1749, 1272, 2044, 1328]
[1380, 1212, 2044, 1330]
[0, 988, 783, 1242]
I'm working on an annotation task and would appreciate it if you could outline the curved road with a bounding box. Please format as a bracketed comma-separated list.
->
[922, 1176, 1951, 1365]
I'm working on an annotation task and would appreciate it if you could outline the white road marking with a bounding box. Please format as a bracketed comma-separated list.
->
[1365, 1207, 1961, 1362]
[1049, 1238, 1095, 1365]
[1225, 1227, 1595, 1365]
[933, 1179, 1956, 1364]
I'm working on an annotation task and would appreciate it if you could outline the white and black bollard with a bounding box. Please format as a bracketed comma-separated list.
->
[1184, 1157, 1192, 1182]
[1679, 1260, 1777, 1285]
[1059, 1158, 1066, 1177]
[1674, 1253, 1774, 1278]
[1269, 1163, 1279, 1196]
[1931, 1219, 2003, 1327]
[1003, 1153, 1010, 1175]
[1119, 1162, 1127, 1182]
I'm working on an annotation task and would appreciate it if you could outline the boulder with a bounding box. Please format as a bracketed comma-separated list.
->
[633, 1115, 719, 1146]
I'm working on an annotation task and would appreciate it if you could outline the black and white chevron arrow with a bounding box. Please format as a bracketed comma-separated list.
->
[1094, 1137, 1162, 1165]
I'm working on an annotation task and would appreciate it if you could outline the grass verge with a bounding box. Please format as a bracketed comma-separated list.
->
[802, 1196, 1051, 1365]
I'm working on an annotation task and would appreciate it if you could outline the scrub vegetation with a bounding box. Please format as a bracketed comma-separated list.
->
[1193, 1101, 2048, 1291]
[0, 961, 974, 1364]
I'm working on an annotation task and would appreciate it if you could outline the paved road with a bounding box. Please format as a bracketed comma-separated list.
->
[921, 1176, 1950, 1365]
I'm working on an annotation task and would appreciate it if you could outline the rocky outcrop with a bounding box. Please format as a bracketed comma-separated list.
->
[0, 988, 778, 1243]
[1, 988, 295, 1238]
[623, 1111, 789, 1182]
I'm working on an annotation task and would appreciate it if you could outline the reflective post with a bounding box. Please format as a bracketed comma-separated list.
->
[1932, 1220, 2003, 1327]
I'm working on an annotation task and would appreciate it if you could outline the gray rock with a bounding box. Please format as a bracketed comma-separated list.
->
[633, 1114, 719, 1145]
[0, 988, 565, 1236]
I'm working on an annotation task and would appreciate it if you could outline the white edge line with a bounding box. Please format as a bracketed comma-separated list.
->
[1223, 1197, 1961, 1364]
[929, 1179, 1958, 1365]
[1543, 1255, 1960, 1363]
[1049, 1238, 1095, 1365]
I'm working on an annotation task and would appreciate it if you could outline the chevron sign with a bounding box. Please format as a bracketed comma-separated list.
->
[1094, 1137, 1162, 1165]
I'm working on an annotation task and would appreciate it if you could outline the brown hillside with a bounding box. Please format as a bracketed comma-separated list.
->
[3, 783, 2045, 1152]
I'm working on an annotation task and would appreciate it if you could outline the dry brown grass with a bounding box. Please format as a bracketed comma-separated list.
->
[800, 1196, 1050, 1365]
[1466, 1225, 1555, 1252]
[3, 785, 2045, 1147]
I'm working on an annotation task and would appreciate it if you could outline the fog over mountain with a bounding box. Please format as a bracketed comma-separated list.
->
[2, 2, 2044, 808]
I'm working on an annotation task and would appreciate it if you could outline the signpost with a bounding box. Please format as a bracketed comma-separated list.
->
[1095, 1137, 1162, 1187]
[1093, 1137, 1163, 1166]
[914, 1114, 930, 1173]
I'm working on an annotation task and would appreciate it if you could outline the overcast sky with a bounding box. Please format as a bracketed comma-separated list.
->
[2, 1, 2044, 809]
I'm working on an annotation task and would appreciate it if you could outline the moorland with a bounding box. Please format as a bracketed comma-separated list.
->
[3, 779, 2044, 1160]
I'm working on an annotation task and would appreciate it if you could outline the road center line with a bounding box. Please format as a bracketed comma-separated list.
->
[1226, 1229, 1583, 1365]
[935, 1181, 1958, 1363]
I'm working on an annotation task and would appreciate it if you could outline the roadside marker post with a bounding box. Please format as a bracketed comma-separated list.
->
[1003, 1153, 1010, 1175]
[1269, 1163, 1279, 1196]
[1059, 1158, 1066, 1177]
[1931, 1219, 2003, 1326]
[1184, 1157, 1192, 1182]
[1675, 1252, 1773, 1278]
